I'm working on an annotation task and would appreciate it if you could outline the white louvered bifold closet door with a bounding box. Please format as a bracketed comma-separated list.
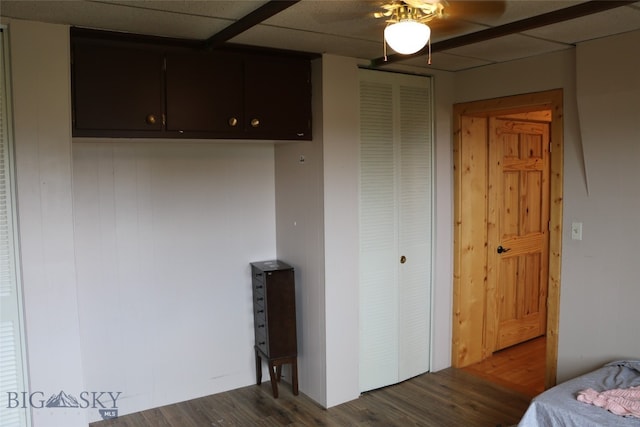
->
[0, 28, 30, 427]
[359, 69, 432, 392]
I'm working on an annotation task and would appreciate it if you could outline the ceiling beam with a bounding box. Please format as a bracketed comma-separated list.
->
[203, 0, 301, 49]
[371, 0, 636, 67]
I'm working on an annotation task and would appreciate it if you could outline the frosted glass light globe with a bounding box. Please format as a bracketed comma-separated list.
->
[384, 20, 431, 55]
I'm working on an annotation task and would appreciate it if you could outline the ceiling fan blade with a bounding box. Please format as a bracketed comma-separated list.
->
[403, 0, 445, 9]
[444, 0, 506, 20]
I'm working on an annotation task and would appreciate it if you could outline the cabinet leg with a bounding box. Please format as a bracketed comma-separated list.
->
[267, 362, 279, 398]
[291, 358, 299, 396]
[255, 348, 262, 386]
[275, 364, 283, 382]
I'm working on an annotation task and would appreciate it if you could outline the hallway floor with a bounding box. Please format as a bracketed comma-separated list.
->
[461, 336, 546, 398]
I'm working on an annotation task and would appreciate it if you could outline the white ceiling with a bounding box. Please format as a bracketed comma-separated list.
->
[2, 0, 640, 71]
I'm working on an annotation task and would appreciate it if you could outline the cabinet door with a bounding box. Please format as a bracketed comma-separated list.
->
[244, 55, 311, 140]
[72, 41, 164, 135]
[165, 50, 244, 134]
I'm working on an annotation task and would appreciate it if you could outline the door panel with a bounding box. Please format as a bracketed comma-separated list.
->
[489, 118, 550, 351]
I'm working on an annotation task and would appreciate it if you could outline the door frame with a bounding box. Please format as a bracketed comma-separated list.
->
[451, 89, 563, 389]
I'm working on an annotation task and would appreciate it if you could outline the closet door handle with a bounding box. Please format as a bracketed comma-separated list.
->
[497, 245, 511, 254]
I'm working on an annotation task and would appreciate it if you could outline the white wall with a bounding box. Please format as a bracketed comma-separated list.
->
[430, 68, 455, 372]
[274, 59, 327, 405]
[454, 31, 640, 383]
[321, 55, 361, 407]
[72, 141, 277, 420]
[8, 20, 86, 427]
[558, 30, 640, 381]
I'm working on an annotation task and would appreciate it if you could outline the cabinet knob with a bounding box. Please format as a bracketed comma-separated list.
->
[250, 118, 260, 128]
[400, 255, 407, 264]
[228, 117, 238, 127]
[146, 114, 157, 125]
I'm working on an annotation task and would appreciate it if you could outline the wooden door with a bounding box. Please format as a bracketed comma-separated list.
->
[488, 118, 550, 351]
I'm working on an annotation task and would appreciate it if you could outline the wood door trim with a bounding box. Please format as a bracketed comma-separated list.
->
[452, 89, 563, 390]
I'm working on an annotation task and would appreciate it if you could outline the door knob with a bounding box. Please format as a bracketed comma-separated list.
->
[400, 255, 407, 264]
[497, 245, 511, 254]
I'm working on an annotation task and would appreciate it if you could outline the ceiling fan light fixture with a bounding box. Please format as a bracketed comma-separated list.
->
[384, 19, 431, 55]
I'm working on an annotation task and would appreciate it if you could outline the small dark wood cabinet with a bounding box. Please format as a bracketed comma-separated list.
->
[250, 260, 298, 398]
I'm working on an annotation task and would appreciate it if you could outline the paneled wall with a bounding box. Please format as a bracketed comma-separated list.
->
[73, 141, 277, 420]
[9, 19, 87, 427]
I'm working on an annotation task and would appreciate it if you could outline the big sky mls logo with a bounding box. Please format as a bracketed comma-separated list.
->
[6, 390, 121, 420]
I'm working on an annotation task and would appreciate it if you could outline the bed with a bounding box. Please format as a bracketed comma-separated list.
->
[518, 360, 640, 426]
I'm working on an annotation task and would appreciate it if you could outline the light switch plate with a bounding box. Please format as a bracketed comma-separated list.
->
[571, 222, 582, 240]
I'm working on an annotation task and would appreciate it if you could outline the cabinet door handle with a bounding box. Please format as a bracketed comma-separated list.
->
[400, 255, 407, 264]
[228, 117, 238, 127]
[257, 310, 264, 314]
[258, 324, 265, 328]
[250, 118, 260, 128]
[146, 114, 157, 125]
[257, 297, 264, 301]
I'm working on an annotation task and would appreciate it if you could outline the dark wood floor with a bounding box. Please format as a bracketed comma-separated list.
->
[91, 367, 531, 427]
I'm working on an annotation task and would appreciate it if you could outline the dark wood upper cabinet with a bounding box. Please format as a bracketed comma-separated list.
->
[71, 28, 313, 141]
[72, 40, 165, 135]
[245, 55, 311, 140]
[165, 50, 244, 135]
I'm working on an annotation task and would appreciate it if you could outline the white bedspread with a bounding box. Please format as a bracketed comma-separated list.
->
[518, 360, 640, 427]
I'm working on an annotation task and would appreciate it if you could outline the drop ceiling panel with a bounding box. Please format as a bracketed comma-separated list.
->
[104, 0, 266, 20]
[1, 0, 639, 72]
[390, 51, 493, 72]
[230, 25, 383, 59]
[466, 0, 584, 26]
[445, 33, 571, 63]
[0, 0, 240, 39]
[523, 3, 640, 44]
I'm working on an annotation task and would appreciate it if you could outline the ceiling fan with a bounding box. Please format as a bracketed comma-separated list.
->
[374, 0, 506, 61]
[374, 0, 447, 24]
[375, 0, 445, 54]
